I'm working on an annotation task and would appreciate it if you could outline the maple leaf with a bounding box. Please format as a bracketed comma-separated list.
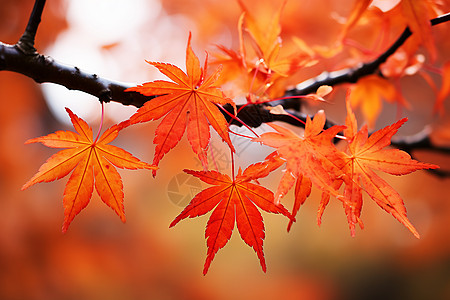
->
[22, 108, 156, 232]
[125, 33, 236, 174]
[323, 99, 439, 237]
[170, 164, 291, 275]
[212, 1, 314, 99]
[349, 75, 397, 128]
[253, 111, 346, 229]
[238, 0, 285, 74]
[400, 0, 439, 61]
[338, 0, 373, 41]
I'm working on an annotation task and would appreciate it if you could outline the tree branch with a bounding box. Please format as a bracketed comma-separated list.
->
[391, 133, 450, 178]
[0, 4, 449, 166]
[215, 12, 450, 129]
[1, 0, 153, 106]
[17, 0, 46, 55]
[0, 42, 153, 106]
[1, 8, 448, 114]
[224, 104, 450, 176]
[280, 12, 450, 107]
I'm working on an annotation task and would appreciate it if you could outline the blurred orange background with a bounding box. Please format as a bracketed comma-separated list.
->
[1, 0, 449, 299]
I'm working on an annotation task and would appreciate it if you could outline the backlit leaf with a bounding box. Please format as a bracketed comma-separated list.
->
[170, 164, 291, 274]
[400, 0, 438, 61]
[349, 75, 397, 128]
[125, 33, 236, 174]
[22, 108, 156, 232]
[334, 99, 439, 236]
[254, 111, 347, 229]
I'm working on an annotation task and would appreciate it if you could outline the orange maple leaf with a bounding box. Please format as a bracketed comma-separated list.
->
[170, 165, 291, 275]
[349, 75, 397, 128]
[22, 108, 156, 232]
[400, 0, 439, 61]
[213, 1, 314, 99]
[125, 33, 236, 173]
[253, 111, 346, 229]
[338, 0, 373, 41]
[319, 99, 439, 237]
[238, 0, 286, 74]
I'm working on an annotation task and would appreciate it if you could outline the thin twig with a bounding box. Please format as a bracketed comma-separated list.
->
[17, 0, 46, 55]
[1, 10, 447, 120]
[0, 42, 153, 106]
[282, 12, 450, 102]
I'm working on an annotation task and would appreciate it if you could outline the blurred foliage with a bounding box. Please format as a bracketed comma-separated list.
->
[0, 0, 449, 299]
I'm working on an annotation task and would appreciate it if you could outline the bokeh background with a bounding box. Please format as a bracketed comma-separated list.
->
[1, 0, 449, 299]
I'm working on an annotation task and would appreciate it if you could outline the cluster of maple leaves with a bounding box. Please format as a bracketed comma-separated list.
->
[22, 0, 447, 274]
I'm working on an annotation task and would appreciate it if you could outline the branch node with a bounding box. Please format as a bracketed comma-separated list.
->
[99, 89, 112, 103]
[16, 37, 38, 56]
[39, 54, 49, 64]
[17, 0, 47, 55]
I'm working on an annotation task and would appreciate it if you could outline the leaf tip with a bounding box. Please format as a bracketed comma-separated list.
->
[24, 138, 38, 145]
[287, 220, 294, 232]
[203, 260, 212, 276]
[61, 221, 70, 233]
[409, 226, 420, 239]
[169, 218, 180, 228]
[64, 107, 72, 115]
[21, 182, 31, 191]
[262, 263, 267, 273]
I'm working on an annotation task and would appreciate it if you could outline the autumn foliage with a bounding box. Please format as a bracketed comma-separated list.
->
[124, 33, 236, 173]
[18, 0, 449, 276]
[170, 166, 291, 275]
[22, 108, 157, 232]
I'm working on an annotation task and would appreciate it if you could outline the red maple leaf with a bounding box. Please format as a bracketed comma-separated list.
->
[22, 108, 156, 232]
[125, 33, 235, 174]
[320, 99, 440, 237]
[170, 164, 291, 274]
[253, 111, 346, 229]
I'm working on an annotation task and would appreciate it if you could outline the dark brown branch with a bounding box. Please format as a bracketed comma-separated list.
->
[1, 0, 152, 106]
[225, 104, 450, 175]
[281, 12, 450, 106]
[0, 42, 153, 106]
[17, 0, 46, 55]
[231, 13, 450, 128]
[1, 8, 448, 116]
[0, 5, 449, 166]
[391, 134, 450, 178]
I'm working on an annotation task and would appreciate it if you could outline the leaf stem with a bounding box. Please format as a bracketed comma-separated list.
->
[219, 104, 260, 137]
[229, 129, 255, 140]
[93, 102, 104, 144]
[231, 149, 235, 180]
